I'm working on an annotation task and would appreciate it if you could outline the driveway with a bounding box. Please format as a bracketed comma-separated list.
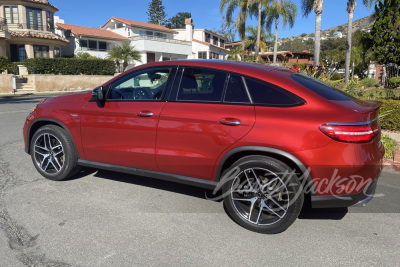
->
[0, 95, 399, 266]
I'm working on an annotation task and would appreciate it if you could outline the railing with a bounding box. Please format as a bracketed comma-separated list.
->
[131, 35, 191, 45]
[0, 18, 8, 31]
[5, 23, 54, 32]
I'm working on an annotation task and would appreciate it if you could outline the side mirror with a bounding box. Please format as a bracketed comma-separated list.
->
[92, 86, 104, 101]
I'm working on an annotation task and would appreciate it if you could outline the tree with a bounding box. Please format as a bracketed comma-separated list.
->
[212, 16, 237, 42]
[370, 0, 400, 65]
[76, 52, 99, 60]
[165, 12, 192, 29]
[247, 0, 271, 60]
[228, 46, 245, 60]
[220, 0, 249, 60]
[245, 25, 273, 52]
[147, 0, 167, 25]
[344, 0, 375, 83]
[265, 0, 298, 64]
[301, 0, 324, 66]
[108, 44, 142, 72]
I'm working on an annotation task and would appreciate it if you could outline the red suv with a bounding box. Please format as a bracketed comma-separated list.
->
[23, 60, 384, 234]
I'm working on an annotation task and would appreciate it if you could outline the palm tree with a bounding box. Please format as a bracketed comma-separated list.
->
[265, 0, 297, 65]
[344, 0, 376, 83]
[228, 46, 245, 60]
[301, 0, 324, 67]
[220, 0, 249, 61]
[245, 25, 273, 53]
[108, 43, 141, 72]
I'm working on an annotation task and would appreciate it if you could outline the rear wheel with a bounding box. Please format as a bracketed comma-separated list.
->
[222, 155, 304, 234]
[30, 125, 80, 181]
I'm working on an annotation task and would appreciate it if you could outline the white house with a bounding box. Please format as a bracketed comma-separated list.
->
[101, 17, 192, 64]
[55, 19, 129, 59]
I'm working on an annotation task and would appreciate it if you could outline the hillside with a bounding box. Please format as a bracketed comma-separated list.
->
[280, 15, 375, 42]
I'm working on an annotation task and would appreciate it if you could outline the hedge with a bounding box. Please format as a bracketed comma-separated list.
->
[389, 77, 400, 88]
[24, 58, 115, 75]
[379, 99, 400, 131]
[0, 56, 8, 72]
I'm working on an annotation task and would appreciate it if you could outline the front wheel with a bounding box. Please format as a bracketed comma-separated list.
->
[222, 156, 304, 234]
[30, 125, 80, 181]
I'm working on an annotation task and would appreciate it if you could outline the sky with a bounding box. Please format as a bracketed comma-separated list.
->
[51, 0, 376, 39]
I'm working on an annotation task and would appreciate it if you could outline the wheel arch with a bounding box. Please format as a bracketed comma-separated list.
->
[27, 118, 77, 155]
[215, 146, 315, 196]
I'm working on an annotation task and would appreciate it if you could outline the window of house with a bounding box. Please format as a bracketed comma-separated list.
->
[177, 67, 227, 102]
[54, 47, 61, 57]
[88, 40, 97, 50]
[99, 41, 107, 51]
[46, 11, 54, 31]
[4, 6, 19, 25]
[80, 39, 88, 50]
[34, 45, 49, 58]
[155, 32, 166, 38]
[213, 36, 218, 46]
[224, 75, 250, 103]
[198, 51, 207, 59]
[245, 78, 304, 106]
[116, 23, 124, 29]
[27, 7, 42, 30]
[205, 33, 211, 43]
[108, 68, 172, 100]
[108, 43, 115, 51]
[220, 39, 225, 48]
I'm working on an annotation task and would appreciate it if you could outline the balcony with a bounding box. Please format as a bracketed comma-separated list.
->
[5, 23, 54, 33]
[0, 18, 11, 39]
[131, 35, 192, 56]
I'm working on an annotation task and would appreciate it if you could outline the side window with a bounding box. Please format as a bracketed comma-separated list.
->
[108, 68, 171, 100]
[177, 67, 227, 102]
[245, 78, 304, 106]
[224, 74, 250, 103]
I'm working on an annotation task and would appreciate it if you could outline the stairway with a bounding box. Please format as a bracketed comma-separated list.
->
[15, 76, 35, 93]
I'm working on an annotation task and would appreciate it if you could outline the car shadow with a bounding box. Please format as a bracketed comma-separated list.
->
[298, 197, 348, 220]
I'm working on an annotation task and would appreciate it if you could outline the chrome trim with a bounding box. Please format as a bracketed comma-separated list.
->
[352, 195, 373, 207]
[324, 117, 379, 126]
[219, 119, 241, 126]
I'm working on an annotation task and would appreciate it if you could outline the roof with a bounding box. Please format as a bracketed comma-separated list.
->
[24, 0, 58, 11]
[56, 23, 129, 41]
[10, 31, 68, 43]
[259, 51, 294, 57]
[192, 39, 229, 51]
[103, 17, 177, 33]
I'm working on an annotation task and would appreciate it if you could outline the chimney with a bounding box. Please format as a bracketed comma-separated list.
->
[185, 18, 193, 42]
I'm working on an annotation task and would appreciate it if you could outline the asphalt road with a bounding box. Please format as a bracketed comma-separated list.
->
[0, 95, 399, 267]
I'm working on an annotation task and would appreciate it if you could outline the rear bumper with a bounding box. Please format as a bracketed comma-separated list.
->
[311, 176, 379, 208]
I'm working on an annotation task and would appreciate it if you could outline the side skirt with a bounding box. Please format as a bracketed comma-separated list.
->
[78, 160, 218, 190]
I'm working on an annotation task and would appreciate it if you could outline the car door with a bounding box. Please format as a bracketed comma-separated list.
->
[156, 67, 255, 180]
[80, 66, 176, 171]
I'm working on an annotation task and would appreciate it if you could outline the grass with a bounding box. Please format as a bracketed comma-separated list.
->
[382, 135, 398, 160]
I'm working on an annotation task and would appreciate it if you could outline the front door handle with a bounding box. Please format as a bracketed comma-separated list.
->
[219, 118, 241, 126]
[137, 111, 154, 117]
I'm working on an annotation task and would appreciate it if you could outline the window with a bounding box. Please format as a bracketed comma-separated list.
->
[291, 74, 356, 101]
[116, 23, 124, 29]
[209, 52, 219, 59]
[46, 11, 54, 31]
[198, 51, 207, 59]
[80, 39, 88, 50]
[213, 36, 218, 46]
[34, 45, 49, 58]
[4, 6, 19, 25]
[26, 7, 42, 30]
[155, 32, 167, 38]
[88, 40, 97, 50]
[108, 68, 172, 100]
[10, 44, 26, 62]
[99, 42, 107, 51]
[224, 75, 250, 103]
[220, 39, 225, 48]
[54, 47, 61, 57]
[245, 78, 304, 106]
[205, 33, 211, 43]
[177, 67, 227, 102]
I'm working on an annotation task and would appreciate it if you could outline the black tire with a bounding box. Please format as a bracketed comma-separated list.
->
[222, 155, 304, 234]
[30, 125, 81, 181]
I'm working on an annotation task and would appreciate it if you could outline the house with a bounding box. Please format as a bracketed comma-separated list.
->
[55, 19, 130, 59]
[288, 50, 314, 65]
[0, 0, 68, 62]
[101, 17, 192, 64]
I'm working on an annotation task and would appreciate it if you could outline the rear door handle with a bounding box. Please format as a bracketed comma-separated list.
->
[137, 111, 154, 117]
[219, 118, 241, 126]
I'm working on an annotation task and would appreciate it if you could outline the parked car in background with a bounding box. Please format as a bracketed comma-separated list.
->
[23, 60, 384, 234]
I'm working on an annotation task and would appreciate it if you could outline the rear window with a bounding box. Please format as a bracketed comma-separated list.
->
[291, 74, 356, 101]
[245, 78, 304, 106]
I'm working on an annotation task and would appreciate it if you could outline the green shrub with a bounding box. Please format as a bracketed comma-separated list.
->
[389, 76, 400, 88]
[381, 135, 398, 160]
[330, 72, 342, 81]
[379, 100, 400, 131]
[292, 63, 306, 70]
[0, 56, 8, 72]
[7, 62, 23, 74]
[360, 78, 378, 87]
[24, 58, 115, 75]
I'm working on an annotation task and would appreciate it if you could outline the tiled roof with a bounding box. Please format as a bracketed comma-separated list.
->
[56, 23, 129, 41]
[25, 0, 58, 10]
[192, 39, 229, 51]
[105, 17, 177, 33]
[10, 31, 68, 43]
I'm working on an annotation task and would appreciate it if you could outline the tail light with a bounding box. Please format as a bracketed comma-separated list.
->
[319, 120, 379, 143]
